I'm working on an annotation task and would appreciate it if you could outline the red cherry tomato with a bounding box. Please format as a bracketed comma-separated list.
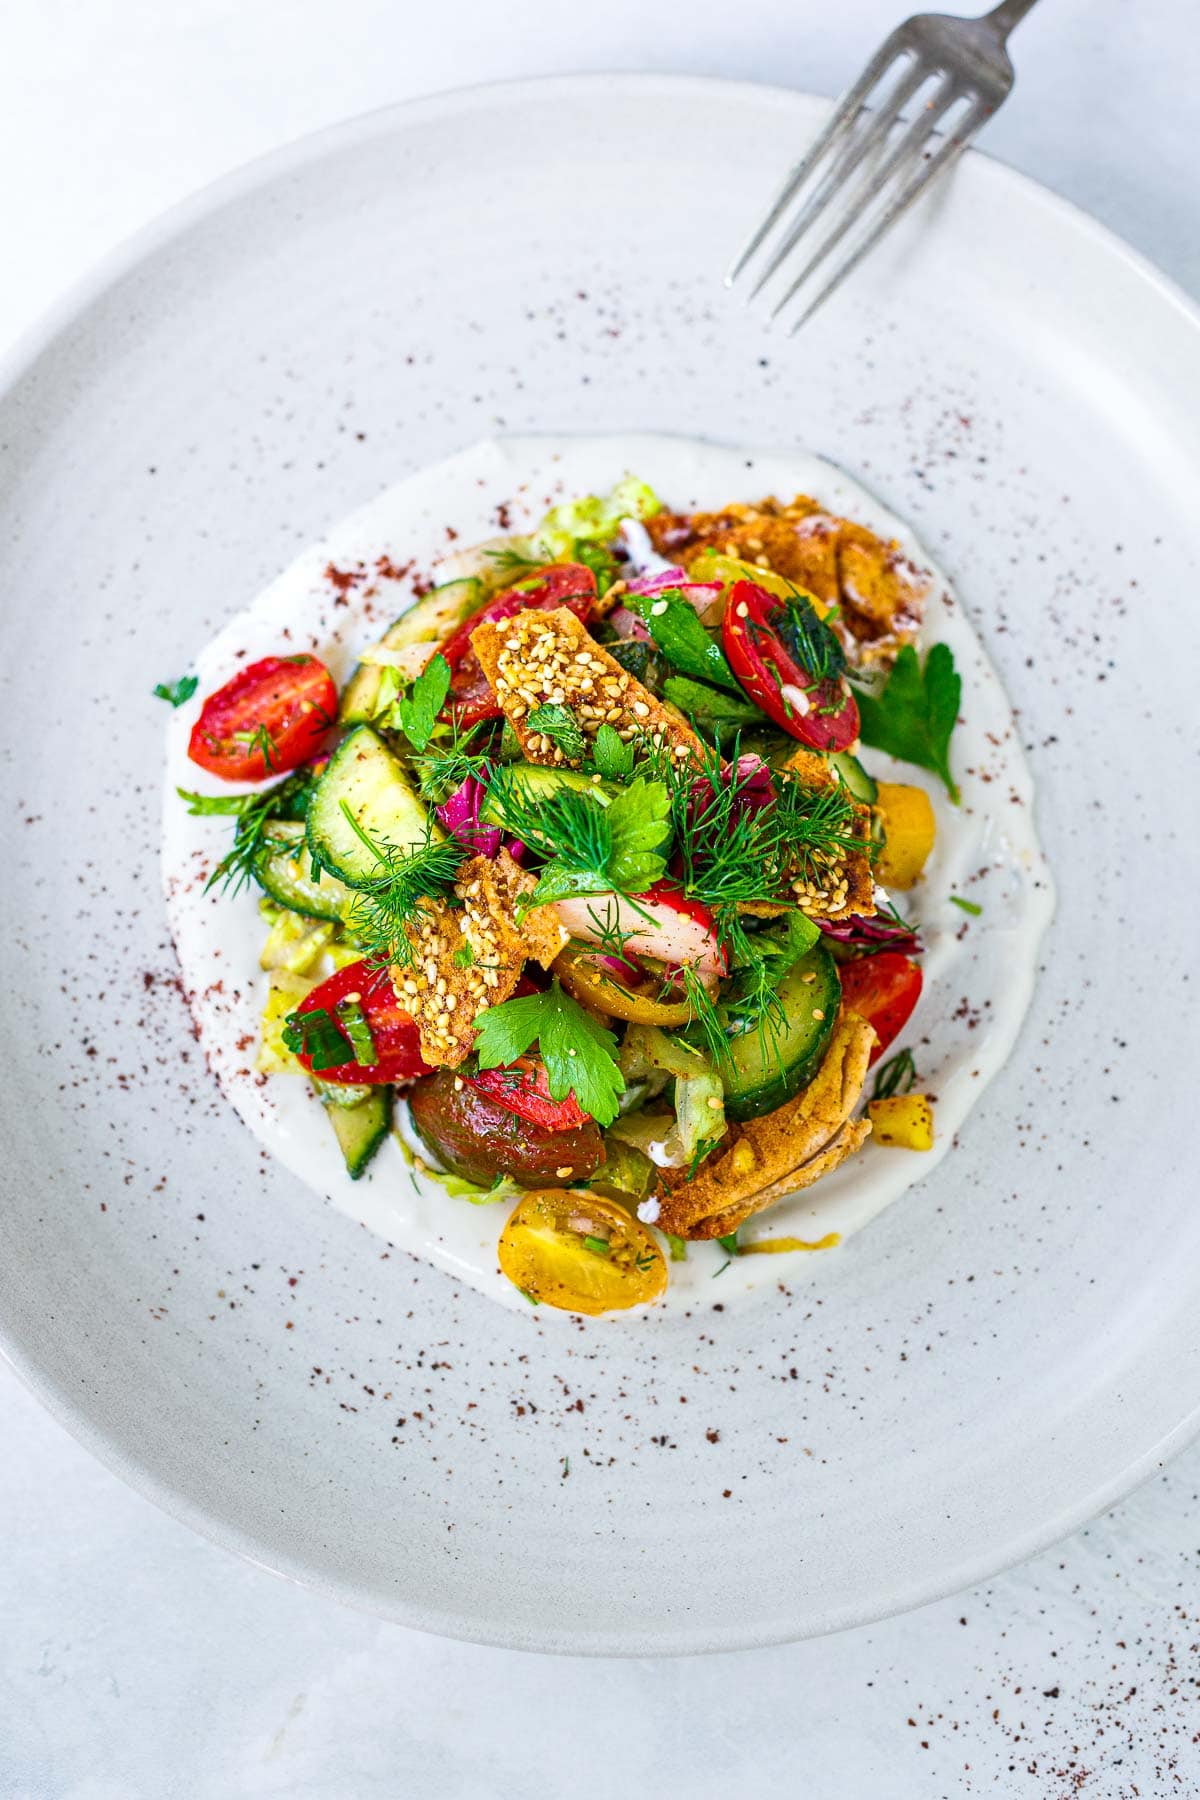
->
[721, 579, 859, 752]
[188, 655, 337, 781]
[293, 960, 431, 1085]
[464, 1056, 589, 1132]
[838, 952, 923, 1065]
[439, 564, 597, 727]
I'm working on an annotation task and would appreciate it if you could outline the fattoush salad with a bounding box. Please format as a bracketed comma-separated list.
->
[166, 477, 964, 1316]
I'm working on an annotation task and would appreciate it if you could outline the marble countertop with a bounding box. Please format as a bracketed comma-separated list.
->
[2, 3, 1197, 1795]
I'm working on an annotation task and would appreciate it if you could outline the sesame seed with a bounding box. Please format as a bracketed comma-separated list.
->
[650, 599, 669, 616]
[453, 1076, 463, 1091]
[812, 1008, 825, 1020]
[735, 601, 749, 618]
[555, 1165, 574, 1179]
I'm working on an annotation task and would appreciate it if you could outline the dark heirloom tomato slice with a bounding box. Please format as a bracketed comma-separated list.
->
[721, 579, 859, 752]
[438, 563, 597, 727]
[408, 1070, 605, 1188]
[838, 952, 923, 1065]
[293, 960, 431, 1085]
[188, 655, 337, 781]
[464, 1056, 589, 1132]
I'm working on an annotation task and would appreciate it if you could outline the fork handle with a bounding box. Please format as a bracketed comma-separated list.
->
[982, 0, 1042, 36]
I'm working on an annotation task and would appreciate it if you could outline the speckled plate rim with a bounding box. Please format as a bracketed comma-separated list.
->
[3, 72, 1200, 1654]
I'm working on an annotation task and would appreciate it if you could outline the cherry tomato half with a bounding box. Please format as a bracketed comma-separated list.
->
[498, 1189, 668, 1315]
[464, 1056, 589, 1133]
[438, 564, 596, 727]
[721, 579, 859, 752]
[838, 951, 923, 1065]
[188, 655, 337, 781]
[293, 959, 431, 1085]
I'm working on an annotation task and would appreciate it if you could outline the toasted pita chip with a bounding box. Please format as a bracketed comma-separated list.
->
[392, 849, 562, 1068]
[655, 1010, 875, 1238]
[469, 604, 703, 768]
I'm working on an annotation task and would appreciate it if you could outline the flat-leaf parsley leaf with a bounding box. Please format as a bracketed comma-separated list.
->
[855, 642, 961, 802]
[395, 653, 451, 751]
[472, 980, 625, 1127]
[153, 674, 198, 707]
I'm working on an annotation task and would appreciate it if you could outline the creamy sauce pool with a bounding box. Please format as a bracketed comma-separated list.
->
[162, 436, 1054, 1317]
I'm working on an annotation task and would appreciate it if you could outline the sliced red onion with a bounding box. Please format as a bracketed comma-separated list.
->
[818, 912, 923, 955]
[436, 774, 502, 858]
[688, 754, 776, 837]
[627, 566, 725, 618]
[607, 604, 652, 642]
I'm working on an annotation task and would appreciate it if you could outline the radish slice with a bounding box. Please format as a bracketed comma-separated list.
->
[554, 882, 725, 976]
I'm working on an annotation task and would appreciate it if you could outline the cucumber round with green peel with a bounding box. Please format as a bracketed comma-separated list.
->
[825, 750, 878, 805]
[254, 821, 358, 921]
[339, 578, 483, 724]
[477, 761, 611, 825]
[723, 942, 842, 1121]
[306, 726, 437, 887]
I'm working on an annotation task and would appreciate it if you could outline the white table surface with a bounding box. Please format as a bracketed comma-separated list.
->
[2, 4, 1198, 1795]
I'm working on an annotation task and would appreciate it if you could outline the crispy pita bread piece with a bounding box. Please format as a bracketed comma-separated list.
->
[391, 849, 563, 1068]
[737, 757, 876, 924]
[646, 495, 932, 662]
[469, 604, 703, 768]
[655, 1010, 876, 1239]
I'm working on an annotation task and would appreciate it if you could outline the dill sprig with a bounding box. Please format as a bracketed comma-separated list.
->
[872, 1047, 919, 1100]
[483, 765, 611, 870]
[177, 772, 312, 895]
[484, 542, 541, 577]
[413, 721, 492, 804]
[339, 806, 465, 969]
[773, 592, 847, 684]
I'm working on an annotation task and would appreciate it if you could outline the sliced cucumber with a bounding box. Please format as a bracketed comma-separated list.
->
[324, 1085, 392, 1179]
[723, 942, 841, 1121]
[306, 727, 437, 887]
[478, 761, 610, 824]
[254, 820, 358, 921]
[826, 751, 878, 805]
[339, 578, 483, 724]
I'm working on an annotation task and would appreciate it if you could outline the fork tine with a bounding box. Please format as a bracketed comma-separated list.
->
[786, 96, 990, 333]
[767, 75, 965, 321]
[746, 54, 931, 300]
[726, 31, 910, 286]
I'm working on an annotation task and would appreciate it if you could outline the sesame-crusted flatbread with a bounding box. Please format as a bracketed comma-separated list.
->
[737, 754, 876, 923]
[391, 849, 564, 1068]
[469, 604, 703, 769]
[654, 1010, 876, 1239]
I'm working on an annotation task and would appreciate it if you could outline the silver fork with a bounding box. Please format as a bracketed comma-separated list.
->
[729, 0, 1042, 332]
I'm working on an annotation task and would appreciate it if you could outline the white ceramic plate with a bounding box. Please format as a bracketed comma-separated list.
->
[0, 76, 1197, 1655]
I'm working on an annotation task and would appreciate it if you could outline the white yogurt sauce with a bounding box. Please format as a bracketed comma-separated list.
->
[162, 435, 1055, 1317]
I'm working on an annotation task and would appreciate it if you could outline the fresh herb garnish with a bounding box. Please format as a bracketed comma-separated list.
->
[481, 766, 670, 905]
[334, 997, 376, 1067]
[666, 1233, 688, 1261]
[591, 723, 635, 780]
[633, 591, 741, 692]
[153, 674, 198, 708]
[949, 894, 982, 916]
[872, 1046, 919, 1100]
[177, 772, 312, 894]
[393, 653, 451, 752]
[716, 1231, 740, 1255]
[339, 808, 464, 969]
[526, 703, 586, 762]
[484, 542, 541, 578]
[472, 980, 625, 1128]
[230, 722, 278, 770]
[775, 592, 846, 683]
[582, 1234, 610, 1257]
[282, 1006, 350, 1072]
[573, 539, 619, 594]
[413, 721, 490, 804]
[855, 642, 961, 803]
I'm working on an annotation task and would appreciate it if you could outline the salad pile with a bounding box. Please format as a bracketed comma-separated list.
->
[168, 477, 963, 1315]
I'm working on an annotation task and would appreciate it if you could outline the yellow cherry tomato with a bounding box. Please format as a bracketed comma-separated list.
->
[498, 1190, 668, 1316]
[874, 781, 936, 888]
[554, 946, 695, 1026]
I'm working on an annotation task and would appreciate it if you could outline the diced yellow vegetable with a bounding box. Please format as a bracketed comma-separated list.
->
[259, 910, 337, 976]
[256, 970, 318, 1074]
[688, 550, 830, 617]
[874, 782, 936, 888]
[868, 1093, 934, 1150]
[327, 940, 368, 972]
